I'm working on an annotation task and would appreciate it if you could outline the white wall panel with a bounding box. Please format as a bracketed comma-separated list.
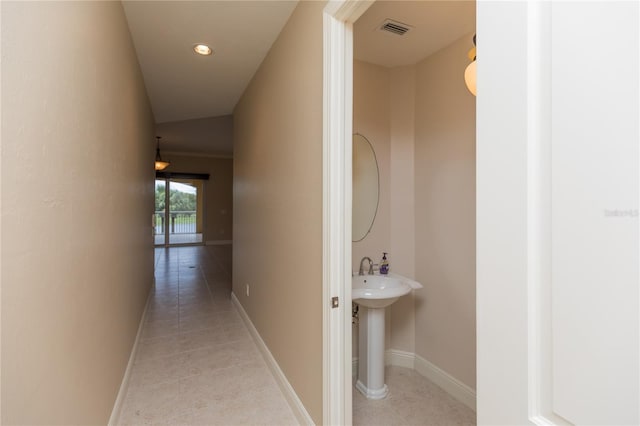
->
[550, 2, 639, 424]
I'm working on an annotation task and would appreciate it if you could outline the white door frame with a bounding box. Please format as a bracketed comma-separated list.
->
[322, 1, 373, 424]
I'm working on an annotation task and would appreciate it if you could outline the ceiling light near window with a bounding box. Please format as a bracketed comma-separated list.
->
[193, 44, 213, 56]
[155, 136, 170, 171]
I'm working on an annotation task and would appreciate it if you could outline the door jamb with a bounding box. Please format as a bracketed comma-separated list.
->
[322, 1, 374, 424]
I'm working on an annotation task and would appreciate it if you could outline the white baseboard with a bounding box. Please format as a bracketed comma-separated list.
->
[385, 349, 415, 369]
[205, 240, 232, 246]
[352, 349, 476, 412]
[108, 287, 152, 426]
[414, 353, 476, 412]
[353, 350, 416, 374]
[231, 293, 314, 426]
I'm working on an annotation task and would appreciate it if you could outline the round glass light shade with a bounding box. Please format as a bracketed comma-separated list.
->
[467, 47, 476, 61]
[464, 60, 476, 96]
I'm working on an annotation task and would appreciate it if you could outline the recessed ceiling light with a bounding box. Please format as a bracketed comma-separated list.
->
[193, 44, 213, 56]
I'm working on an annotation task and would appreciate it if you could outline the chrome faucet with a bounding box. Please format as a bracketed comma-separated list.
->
[359, 256, 374, 276]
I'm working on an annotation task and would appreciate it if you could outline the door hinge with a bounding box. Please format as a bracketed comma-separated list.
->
[331, 297, 339, 308]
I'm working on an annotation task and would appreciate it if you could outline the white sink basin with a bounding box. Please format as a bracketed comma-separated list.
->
[352, 272, 422, 308]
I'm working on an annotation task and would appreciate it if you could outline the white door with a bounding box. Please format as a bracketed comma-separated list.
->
[477, 1, 639, 425]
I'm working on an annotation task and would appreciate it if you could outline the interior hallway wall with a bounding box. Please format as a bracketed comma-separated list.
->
[232, 1, 325, 423]
[159, 155, 233, 244]
[1, 2, 155, 423]
[414, 33, 477, 389]
[155, 115, 234, 158]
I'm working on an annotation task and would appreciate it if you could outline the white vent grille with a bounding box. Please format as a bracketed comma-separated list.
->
[379, 19, 412, 36]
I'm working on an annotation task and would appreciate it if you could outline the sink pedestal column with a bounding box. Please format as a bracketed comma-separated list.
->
[356, 306, 389, 399]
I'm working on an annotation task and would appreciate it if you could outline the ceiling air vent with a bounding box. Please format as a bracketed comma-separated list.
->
[379, 19, 412, 36]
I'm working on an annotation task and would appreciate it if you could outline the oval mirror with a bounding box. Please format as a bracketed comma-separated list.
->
[352, 134, 379, 242]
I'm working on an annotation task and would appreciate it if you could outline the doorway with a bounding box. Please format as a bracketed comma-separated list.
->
[325, 1, 640, 425]
[154, 178, 204, 246]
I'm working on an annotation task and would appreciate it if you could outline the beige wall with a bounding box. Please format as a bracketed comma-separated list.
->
[353, 33, 476, 390]
[1, 2, 155, 424]
[353, 61, 417, 356]
[414, 34, 476, 389]
[232, 2, 324, 423]
[352, 61, 417, 357]
[160, 155, 233, 243]
[156, 115, 234, 157]
[388, 66, 417, 353]
[352, 61, 391, 273]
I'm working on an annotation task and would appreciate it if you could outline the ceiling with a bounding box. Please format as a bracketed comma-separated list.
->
[354, 1, 476, 67]
[123, 1, 474, 156]
[122, 1, 297, 124]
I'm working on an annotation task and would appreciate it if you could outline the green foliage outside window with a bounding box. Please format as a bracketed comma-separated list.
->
[155, 184, 196, 212]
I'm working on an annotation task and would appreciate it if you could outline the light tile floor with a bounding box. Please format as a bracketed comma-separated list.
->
[118, 246, 297, 425]
[353, 366, 477, 426]
[154, 233, 204, 245]
[119, 245, 476, 426]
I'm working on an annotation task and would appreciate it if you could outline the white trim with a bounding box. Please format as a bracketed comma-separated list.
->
[108, 289, 152, 426]
[414, 353, 477, 412]
[322, 7, 352, 426]
[205, 239, 232, 246]
[0, 1, 3, 418]
[324, 0, 373, 22]
[231, 293, 314, 426]
[322, 1, 373, 424]
[525, 3, 560, 426]
[385, 349, 415, 369]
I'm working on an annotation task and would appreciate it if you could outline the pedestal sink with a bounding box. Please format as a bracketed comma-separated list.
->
[353, 272, 422, 399]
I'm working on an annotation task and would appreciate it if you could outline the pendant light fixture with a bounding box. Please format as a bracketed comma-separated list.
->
[154, 136, 170, 171]
[464, 34, 477, 96]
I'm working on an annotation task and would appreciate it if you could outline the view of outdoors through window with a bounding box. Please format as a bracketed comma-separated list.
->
[154, 179, 203, 245]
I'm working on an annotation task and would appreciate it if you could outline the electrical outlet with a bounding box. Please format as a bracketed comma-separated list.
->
[246, 284, 250, 297]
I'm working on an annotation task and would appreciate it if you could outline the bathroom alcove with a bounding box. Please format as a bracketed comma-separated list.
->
[351, 0, 477, 411]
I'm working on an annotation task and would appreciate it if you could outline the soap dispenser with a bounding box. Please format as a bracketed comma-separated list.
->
[380, 252, 389, 275]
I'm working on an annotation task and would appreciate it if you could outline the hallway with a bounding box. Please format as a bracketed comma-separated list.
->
[117, 246, 297, 425]
[117, 245, 479, 426]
